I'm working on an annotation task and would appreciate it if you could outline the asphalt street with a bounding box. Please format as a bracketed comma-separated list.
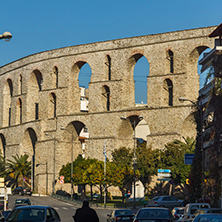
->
[8, 194, 112, 222]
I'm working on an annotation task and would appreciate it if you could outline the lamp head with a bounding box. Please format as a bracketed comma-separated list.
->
[1, 32, 12, 42]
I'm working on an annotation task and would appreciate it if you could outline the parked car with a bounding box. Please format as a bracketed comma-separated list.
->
[107, 209, 134, 222]
[181, 203, 211, 222]
[13, 198, 31, 208]
[1, 206, 61, 222]
[147, 195, 183, 208]
[194, 208, 222, 217]
[171, 207, 184, 222]
[0, 211, 11, 220]
[12, 186, 32, 196]
[192, 213, 222, 222]
[133, 207, 173, 222]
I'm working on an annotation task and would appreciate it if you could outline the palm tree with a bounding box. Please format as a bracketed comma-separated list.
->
[5, 154, 31, 188]
[0, 150, 5, 177]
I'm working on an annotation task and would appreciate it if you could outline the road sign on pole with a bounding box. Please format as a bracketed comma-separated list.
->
[184, 154, 195, 165]
[60, 175, 64, 180]
[158, 169, 171, 173]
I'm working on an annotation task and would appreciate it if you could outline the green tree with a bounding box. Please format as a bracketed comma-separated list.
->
[160, 137, 195, 192]
[112, 147, 133, 166]
[111, 147, 139, 202]
[136, 141, 160, 194]
[5, 154, 31, 188]
[0, 150, 5, 177]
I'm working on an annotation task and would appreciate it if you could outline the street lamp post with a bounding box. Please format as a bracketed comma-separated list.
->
[120, 115, 143, 208]
[0, 32, 12, 41]
[61, 126, 74, 199]
[45, 133, 56, 194]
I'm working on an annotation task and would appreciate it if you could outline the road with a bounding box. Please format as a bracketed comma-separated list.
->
[8, 195, 112, 222]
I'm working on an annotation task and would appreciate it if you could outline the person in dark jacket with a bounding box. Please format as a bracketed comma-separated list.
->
[73, 200, 99, 222]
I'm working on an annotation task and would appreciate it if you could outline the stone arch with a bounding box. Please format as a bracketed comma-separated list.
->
[105, 55, 111, 80]
[69, 61, 92, 113]
[2, 78, 13, 127]
[61, 121, 89, 160]
[163, 78, 173, 106]
[27, 69, 43, 121]
[119, 115, 149, 146]
[48, 93, 56, 118]
[0, 134, 6, 158]
[180, 113, 197, 139]
[102, 85, 110, 111]
[53, 66, 59, 88]
[128, 53, 150, 104]
[166, 49, 174, 73]
[20, 128, 38, 190]
[16, 98, 22, 124]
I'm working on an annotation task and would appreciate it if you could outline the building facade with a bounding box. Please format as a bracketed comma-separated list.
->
[0, 26, 216, 194]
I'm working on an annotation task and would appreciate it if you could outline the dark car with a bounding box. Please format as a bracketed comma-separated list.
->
[12, 186, 32, 196]
[13, 198, 31, 208]
[192, 213, 222, 222]
[1, 205, 61, 222]
[0, 211, 11, 219]
[107, 209, 134, 222]
[133, 207, 173, 222]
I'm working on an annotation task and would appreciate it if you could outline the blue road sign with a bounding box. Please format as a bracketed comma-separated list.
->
[158, 169, 171, 173]
[184, 154, 195, 165]
[157, 178, 171, 181]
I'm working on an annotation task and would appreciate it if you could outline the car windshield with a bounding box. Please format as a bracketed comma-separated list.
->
[197, 215, 222, 222]
[15, 199, 29, 204]
[153, 196, 160, 201]
[138, 209, 171, 219]
[115, 210, 133, 216]
[7, 208, 45, 222]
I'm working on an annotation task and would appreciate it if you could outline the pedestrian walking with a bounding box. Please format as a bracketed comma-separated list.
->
[73, 200, 99, 222]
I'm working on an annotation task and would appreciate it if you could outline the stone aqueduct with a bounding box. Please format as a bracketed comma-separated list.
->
[0, 26, 216, 194]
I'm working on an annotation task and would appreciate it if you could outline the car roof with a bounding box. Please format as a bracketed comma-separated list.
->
[140, 207, 169, 210]
[14, 205, 50, 210]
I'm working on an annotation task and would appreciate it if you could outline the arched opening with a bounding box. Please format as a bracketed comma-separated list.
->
[19, 75, 22, 94]
[198, 48, 212, 89]
[105, 55, 111, 80]
[0, 134, 6, 158]
[166, 50, 174, 73]
[181, 113, 197, 139]
[16, 98, 22, 124]
[27, 69, 43, 121]
[75, 62, 92, 112]
[7, 79, 13, 97]
[189, 46, 212, 90]
[20, 128, 37, 191]
[78, 63, 92, 89]
[133, 54, 149, 104]
[102, 85, 110, 111]
[61, 121, 89, 161]
[119, 115, 149, 149]
[33, 70, 43, 91]
[3, 79, 13, 127]
[53, 66, 59, 88]
[163, 79, 173, 106]
[48, 93, 56, 118]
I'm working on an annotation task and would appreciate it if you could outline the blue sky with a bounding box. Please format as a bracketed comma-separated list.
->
[1, 0, 222, 102]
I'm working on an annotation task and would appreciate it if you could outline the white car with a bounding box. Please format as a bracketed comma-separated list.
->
[148, 195, 183, 208]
